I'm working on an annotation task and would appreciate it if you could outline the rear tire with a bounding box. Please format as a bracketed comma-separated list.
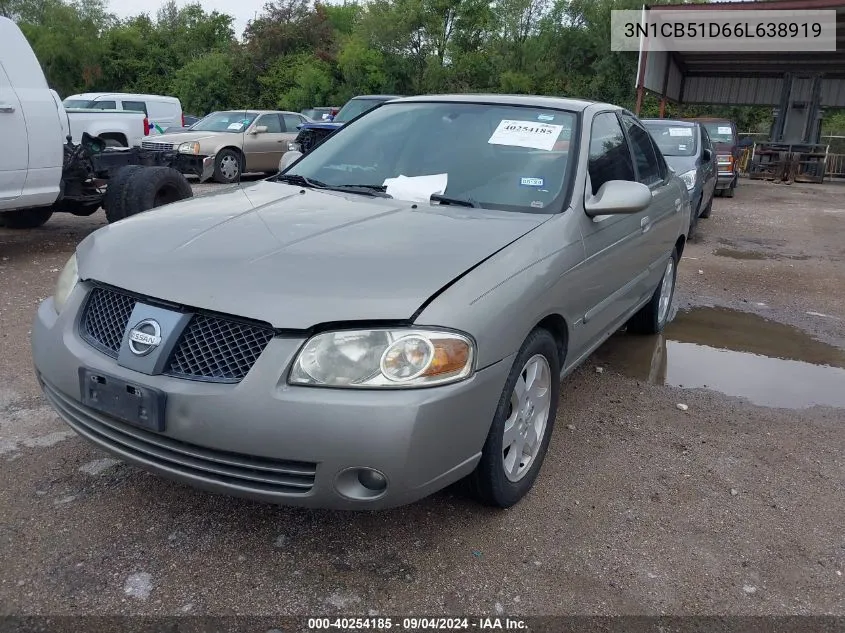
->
[467, 328, 561, 508]
[119, 167, 193, 220]
[103, 165, 143, 223]
[0, 207, 53, 229]
[626, 247, 678, 335]
[213, 149, 242, 184]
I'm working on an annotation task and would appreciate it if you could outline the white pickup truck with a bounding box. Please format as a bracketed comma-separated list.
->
[1, 17, 193, 229]
[56, 90, 147, 148]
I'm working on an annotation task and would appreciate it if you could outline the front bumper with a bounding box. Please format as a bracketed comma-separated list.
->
[32, 285, 512, 510]
[172, 154, 215, 182]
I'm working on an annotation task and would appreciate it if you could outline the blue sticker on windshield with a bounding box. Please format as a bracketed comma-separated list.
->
[538, 114, 555, 122]
[521, 177, 544, 187]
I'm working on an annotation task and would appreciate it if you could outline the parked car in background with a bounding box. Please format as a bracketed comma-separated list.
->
[33, 94, 690, 511]
[643, 119, 716, 237]
[0, 16, 193, 229]
[141, 109, 310, 183]
[301, 106, 338, 121]
[62, 92, 183, 137]
[683, 118, 739, 198]
[50, 89, 147, 148]
[291, 95, 403, 155]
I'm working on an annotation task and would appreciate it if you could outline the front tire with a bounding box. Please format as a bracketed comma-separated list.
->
[699, 194, 713, 218]
[213, 149, 242, 184]
[467, 328, 561, 508]
[0, 207, 53, 229]
[626, 247, 678, 335]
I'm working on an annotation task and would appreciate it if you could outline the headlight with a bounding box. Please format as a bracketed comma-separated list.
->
[54, 253, 78, 313]
[289, 329, 475, 388]
[178, 141, 200, 155]
[287, 141, 301, 152]
[679, 169, 697, 191]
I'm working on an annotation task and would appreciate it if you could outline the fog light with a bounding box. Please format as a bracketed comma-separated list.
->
[357, 468, 387, 492]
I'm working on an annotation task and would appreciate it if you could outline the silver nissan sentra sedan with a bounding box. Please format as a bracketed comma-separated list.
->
[32, 95, 690, 511]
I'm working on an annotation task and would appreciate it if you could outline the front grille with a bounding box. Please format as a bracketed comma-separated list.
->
[165, 314, 275, 383]
[81, 287, 135, 357]
[41, 378, 316, 495]
[141, 141, 175, 151]
[296, 128, 333, 154]
[79, 286, 275, 383]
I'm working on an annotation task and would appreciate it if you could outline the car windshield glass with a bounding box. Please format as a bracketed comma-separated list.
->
[281, 102, 577, 213]
[190, 112, 258, 132]
[703, 122, 734, 144]
[644, 122, 697, 157]
[334, 99, 385, 123]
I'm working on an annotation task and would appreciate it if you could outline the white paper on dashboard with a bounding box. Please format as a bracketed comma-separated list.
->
[669, 127, 693, 136]
[383, 173, 448, 202]
[228, 122, 244, 130]
[488, 120, 562, 151]
[718, 126, 732, 134]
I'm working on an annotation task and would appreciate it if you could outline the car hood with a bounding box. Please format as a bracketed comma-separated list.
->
[151, 131, 238, 147]
[299, 122, 343, 131]
[76, 181, 547, 329]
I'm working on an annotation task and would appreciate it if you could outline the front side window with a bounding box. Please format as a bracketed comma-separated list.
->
[282, 102, 578, 213]
[587, 112, 636, 196]
[621, 115, 662, 186]
[256, 114, 282, 133]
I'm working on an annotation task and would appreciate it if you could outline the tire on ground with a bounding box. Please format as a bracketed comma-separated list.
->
[103, 165, 144, 223]
[120, 166, 193, 220]
[626, 247, 679, 335]
[213, 148, 243, 184]
[0, 207, 54, 229]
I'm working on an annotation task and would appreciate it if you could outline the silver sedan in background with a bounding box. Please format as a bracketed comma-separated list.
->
[32, 95, 690, 511]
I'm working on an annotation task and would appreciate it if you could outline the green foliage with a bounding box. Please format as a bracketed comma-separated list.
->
[7, 0, 836, 134]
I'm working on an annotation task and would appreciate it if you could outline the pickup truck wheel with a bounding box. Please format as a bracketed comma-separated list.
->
[0, 208, 54, 229]
[466, 328, 560, 508]
[213, 149, 242, 184]
[119, 166, 193, 219]
[103, 165, 143, 223]
[626, 248, 678, 335]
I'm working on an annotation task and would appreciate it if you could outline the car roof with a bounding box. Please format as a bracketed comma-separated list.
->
[212, 109, 300, 115]
[387, 93, 602, 112]
[642, 119, 697, 126]
[66, 92, 180, 103]
[349, 95, 404, 100]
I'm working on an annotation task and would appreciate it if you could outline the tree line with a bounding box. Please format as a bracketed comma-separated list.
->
[3, 0, 841, 134]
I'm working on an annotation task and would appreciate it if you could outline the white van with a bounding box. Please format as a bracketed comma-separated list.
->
[62, 92, 183, 136]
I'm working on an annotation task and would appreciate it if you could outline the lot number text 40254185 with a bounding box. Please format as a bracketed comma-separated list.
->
[306, 617, 528, 630]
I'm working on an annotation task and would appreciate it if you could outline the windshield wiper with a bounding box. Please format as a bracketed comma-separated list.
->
[274, 174, 328, 189]
[430, 194, 479, 208]
[327, 184, 392, 198]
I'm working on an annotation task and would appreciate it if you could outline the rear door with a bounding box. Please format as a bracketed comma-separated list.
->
[0, 64, 27, 202]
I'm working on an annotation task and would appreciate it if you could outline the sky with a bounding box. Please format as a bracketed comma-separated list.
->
[108, 0, 265, 38]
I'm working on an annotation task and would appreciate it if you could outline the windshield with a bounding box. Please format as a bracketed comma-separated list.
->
[703, 122, 735, 144]
[282, 102, 577, 213]
[334, 99, 388, 123]
[644, 122, 698, 157]
[189, 111, 258, 132]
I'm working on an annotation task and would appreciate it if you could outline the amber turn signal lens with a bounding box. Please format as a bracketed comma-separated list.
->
[423, 338, 471, 377]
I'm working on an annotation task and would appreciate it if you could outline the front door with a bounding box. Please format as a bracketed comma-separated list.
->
[243, 114, 292, 172]
[0, 64, 27, 203]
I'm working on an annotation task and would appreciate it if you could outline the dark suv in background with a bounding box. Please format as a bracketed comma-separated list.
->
[290, 95, 403, 155]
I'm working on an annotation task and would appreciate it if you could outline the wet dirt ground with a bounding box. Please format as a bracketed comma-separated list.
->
[0, 178, 843, 617]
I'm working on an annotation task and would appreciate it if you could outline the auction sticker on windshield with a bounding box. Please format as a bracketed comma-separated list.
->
[669, 127, 693, 136]
[228, 123, 244, 130]
[489, 120, 563, 151]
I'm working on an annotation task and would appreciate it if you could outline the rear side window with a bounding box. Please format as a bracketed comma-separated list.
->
[91, 100, 116, 110]
[620, 114, 662, 186]
[123, 100, 148, 115]
[587, 112, 636, 196]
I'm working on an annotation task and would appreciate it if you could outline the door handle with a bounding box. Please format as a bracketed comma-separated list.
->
[0, 104, 16, 113]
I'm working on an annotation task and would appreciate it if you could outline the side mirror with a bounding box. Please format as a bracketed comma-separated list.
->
[584, 180, 652, 217]
[703, 148, 713, 163]
[251, 125, 268, 135]
[279, 150, 303, 172]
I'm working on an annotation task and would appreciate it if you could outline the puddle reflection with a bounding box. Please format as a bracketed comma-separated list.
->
[596, 307, 845, 409]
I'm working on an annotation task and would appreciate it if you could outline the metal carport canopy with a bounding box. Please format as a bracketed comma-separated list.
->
[634, 0, 845, 113]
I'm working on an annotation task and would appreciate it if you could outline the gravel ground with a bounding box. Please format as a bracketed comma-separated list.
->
[0, 177, 843, 618]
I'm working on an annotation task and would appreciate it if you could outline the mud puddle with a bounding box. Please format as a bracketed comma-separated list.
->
[595, 307, 845, 409]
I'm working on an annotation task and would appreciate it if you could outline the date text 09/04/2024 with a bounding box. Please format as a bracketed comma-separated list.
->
[307, 617, 528, 630]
